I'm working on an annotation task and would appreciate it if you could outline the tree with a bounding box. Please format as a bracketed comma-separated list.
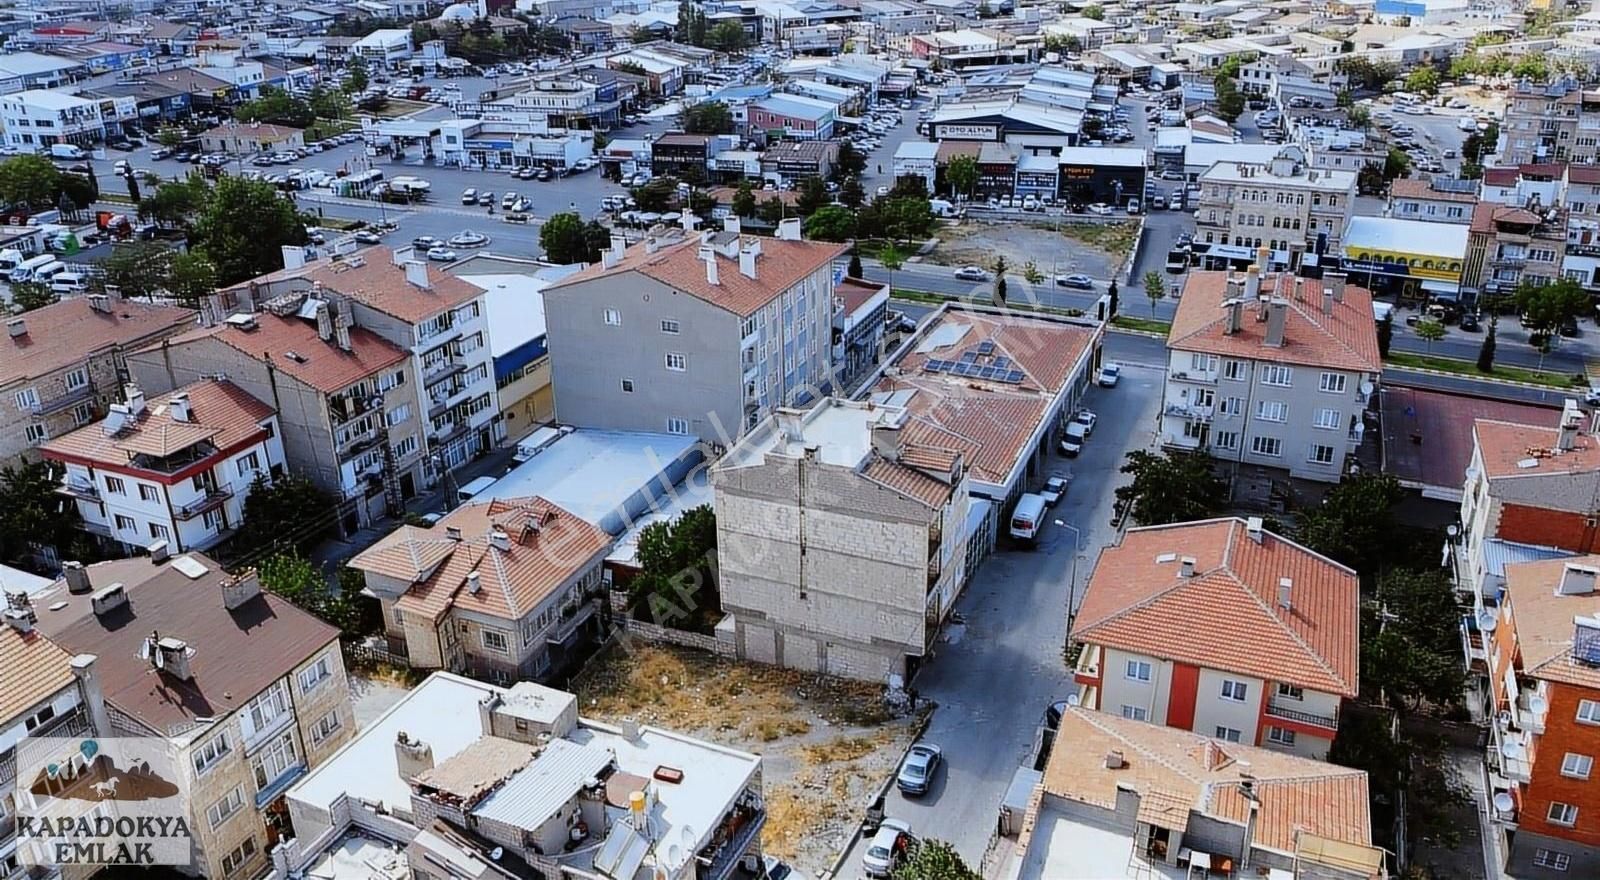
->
[167, 252, 219, 306]
[1346, 103, 1370, 130]
[836, 140, 867, 178]
[1383, 147, 1411, 181]
[879, 242, 904, 293]
[1403, 66, 1441, 95]
[1377, 314, 1393, 356]
[1336, 88, 1354, 109]
[1114, 450, 1228, 527]
[239, 473, 336, 554]
[1297, 473, 1403, 579]
[707, 20, 748, 52]
[154, 127, 184, 148]
[1022, 260, 1044, 286]
[1364, 568, 1467, 711]
[796, 176, 829, 216]
[732, 179, 757, 217]
[1515, 277, 1588, 335]
[1477, 316, 1497, 372]
[1330, 711, 1470, 856]
[1142, 270, 1166, 317]
[1081, 3, 1104, 19]
[233, 87, 315, 129]
[9, 281, 56, 312]
[681, 101, 734, 134]
[258, 552, 367, 638]
[876, 197, 935, 242]
[344, 56, 369, 94]
[0, 461, 81, 567]
[631, 177, 677, 213]
[848, 251, 863, 277]
[992, 255, 1008, 304]
[123, 170, 141, 203]
[630, 505, 719, 631]
[541, 212, 603, 263]
[945, 154, 978, 200]
[307, 84, 350, 122]
[189, 176, 310, 284]
[98, 241, 175, 300]
[0, 155, 61, 210]
[1413, 318, 1445, 353]
[840, 174, 865, 209]
[56, 172, 95, 212]
[1356, 161, 1385, 196]
[1336, 57, 1399, 92]
[138, 179, 206, 228]
[756, 196, 787, 225]
[891, 839, 980, 880]
[802, 204, 857, 242]
[1213, 76, 1245, 122]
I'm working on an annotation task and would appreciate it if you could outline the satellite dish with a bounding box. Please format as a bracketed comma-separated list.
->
[667, 844, 682, 865]
[489, 847, 503, 861]
[1493, 792, 1514, 813]
[1477, 611, 1498, 633]
[1530, 695, 1549, 715]
[1066, 694, 1081, 707]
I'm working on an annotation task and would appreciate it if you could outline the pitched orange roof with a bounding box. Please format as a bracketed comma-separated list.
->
[220, 246, 483, 324]
[41, 379, 272, 469]
[0, 625, 75, 723]
[162, 311, 408, 394]
[1473, 418, 1600, 480]
[860, 457, 955, 508]
[1168, 271, 1380, 373]
[1501, 555, 1600, 691]
[1, 298, 194, 387]
[1072, 518, 1360, 697]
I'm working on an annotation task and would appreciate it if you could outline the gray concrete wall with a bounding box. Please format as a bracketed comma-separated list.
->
[1507, 829, 1600, 878]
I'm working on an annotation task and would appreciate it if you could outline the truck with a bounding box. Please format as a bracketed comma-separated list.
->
[389, 175, 431, 197]
[929, 198, 961, 218]
[49, 144, 87, 160]
[1059, 422, 1089, 457]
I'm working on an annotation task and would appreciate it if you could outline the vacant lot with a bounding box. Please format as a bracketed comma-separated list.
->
[926, 220, 1137, 280]
[574, 643, 921, 872]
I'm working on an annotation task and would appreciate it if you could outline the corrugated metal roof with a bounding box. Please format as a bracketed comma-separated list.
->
[1482, 538, 1574, 578]
[471, 738, 612, 828]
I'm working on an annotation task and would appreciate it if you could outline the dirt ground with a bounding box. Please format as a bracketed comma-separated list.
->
[924, 220, 1137, 280]
[573, 643, 921, 873]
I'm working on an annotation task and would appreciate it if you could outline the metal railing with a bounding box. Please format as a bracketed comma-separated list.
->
[174, 482, 235, 520]
[1264, 698, 1338, 730]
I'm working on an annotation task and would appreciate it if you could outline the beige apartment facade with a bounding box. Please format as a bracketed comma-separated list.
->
[1195, 146, 1356, 268]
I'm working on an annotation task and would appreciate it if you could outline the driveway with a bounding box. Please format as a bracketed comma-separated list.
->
[832, 364, 1165, 876]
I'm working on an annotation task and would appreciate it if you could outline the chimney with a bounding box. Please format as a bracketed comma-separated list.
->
[125, 384, 146, 417]
[281, 244, 306, 271]
[394, 731, 435, 781]
[220, 570, 261, 610]
[1240, 800, 1261, 870]
[1104, 750, 1126, 769]
[738, 238, 760, 280]
[148, 539, 170, 563]
[154, 637, 192, 680]
[1256, 246, 1270, 271]
[1277, 577, 1293, 611]
[776, 217, 802, 241]
[63, 560, 91, 594]
[391, 245, 416, 266]
[1246, 516, 1264, 543]
[1559, 564, 1598, 595]
[723, 216, 742, 234]
[404, 260, 431, 288]
[489, 530, 511, 552]
[1179, 556, 1197, 577]
[703, 249, 720, 285]
[7, 318, 26, 338]
[1265, 300, 1287, 347]
[1224, 298, 1243, 335]
[644, 235, 662, 255]
[334, 312, 352, 352]
[1322, 288, 1334, 317]
[169, 392, 191, 423]
[1325, 272, 1346, 302]
[1244, 266, 1261, 300]
[619, 718, 641, 742]
[611, 234, 627, 264]
[91, 583, 128, 616]
[467, 571, 482, 593]
[871, 418, 902, 461]
[70, 654, 112, 736]
[3, 607, 33, 633]
[775, 409, 805, 444]
[315, 301, 333, 340]
[1559, 399, 1582, 451]
[87, 293, 111, 313]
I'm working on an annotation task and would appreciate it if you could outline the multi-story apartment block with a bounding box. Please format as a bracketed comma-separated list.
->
[1070, 517, 1360, 759]
[0, 88, 137, 147]
[542, 221, 847, 444]
[1477, 554, 1600, 877]
[127, 306, 426, 529]
[1160, 267, 1380, 482]
[1195, 147, 1356, 269]
[714, 398, 971, 682]
[213, 247, 502, 473]
[349, 496, 612, 683]
[33, 552, 355, 879]
[1385, 177, 1477, 224]
[40, 380, 286, 555]
[1501, 78, 1600, 166]
[0, 294, 195, 466]
[1465, 200, 1568, 295]
[0, 614, 110, 880]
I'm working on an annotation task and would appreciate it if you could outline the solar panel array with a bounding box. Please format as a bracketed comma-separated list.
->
[924, 357, 1024, 383]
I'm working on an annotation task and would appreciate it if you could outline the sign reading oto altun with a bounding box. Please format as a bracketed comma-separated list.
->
[15, 736, 194, 869]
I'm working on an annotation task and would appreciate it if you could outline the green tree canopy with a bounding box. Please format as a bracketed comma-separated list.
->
[10, 281, 57, 312]
[630, 505, 718, 631]
[1403, 66, 1441, 95]
[234, 87, 316, 128]
[1142, 270, 1166, 316]
[343, 55, 369, 93]
[1514, 277, 1588, 333]
[802, 204, 857, 242]
[239, 473, 336, 554]
[731, 179, 757, 217]
[541, 212, 605, 264]
[840, 174, 865, 208]
[258, 552, 369, 638]
[945, 154, 978, 198]
[138, 178, 206, 228]
[0, 155, 61, 210]
[681, 101, 734, 134]
[189, 176, 310, 284]
[0, 461, 81, 567]
[168, 252, 219, 306]
[1114, 450, 1228, 526]
[1362, 568, 1467, 711]
[1297, 473, 1403, 579]
[632, 177, 678, 212]
[1081, 3, 1104, 19]
[1383, 147, 1411, 181]
[796, 176, 829, 215]
[707, 20, 748, 52]
[1413, 317, 1446, 353]
[97, 241, 176, 300]
[891, 839, 980, 880]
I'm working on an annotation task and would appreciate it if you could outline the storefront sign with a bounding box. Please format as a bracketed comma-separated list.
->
[936, 123, 998, 140]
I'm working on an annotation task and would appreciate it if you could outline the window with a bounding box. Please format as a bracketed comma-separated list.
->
[23, 706, 54, 731]
[221, 837, 257, 875]
[392, 436, 418, 460]
[192, 730, 230, 776]
[309, 710, 342, 746]
[603, 308, 621, 326]
[1548, 802, 1579, 827]
[1276, 683, 1303, 700]
[665, 352, 687, 371]
[1121, 705, 1148, 721]
[387, 404, 411, 427]
[1251, 436, 1282, 457]
[1223, 360, 1247, 381]
[1314, 408, 1341, 430]
[24, 423, 46, 443]
[667, 418, 690, 435]
[148, 523, 170, 541]
[1319, 372, 1347, 394]
[1214, 726, 1242, 742]
[1189, 353, 1218, 373]
[297, 655, 332, 694]
[14, 387, 38, 411]
[241, 681, 290, 740]
[65, 367, 88, 391]
[1267, 726, 1296, 746]
[1221, 680, 1249, 702]
[660, 319, 680, 334]
[1255, 400, 1286, 422]
[621, 379, 634, 393]
[105, 476, 125, 495]
[1534, 850, 1571, 871]
[251, 731, 299, 790]
[1214, 431, 1239, 450]
[1219, 397, 1243, 417]
[1125, 660, 1152, 682]
[139, 484, 159, 502]
[481, 628, 510, 654]
[1562, 753, 1593, 780]
[1309, 444, 1336, 465]
[207, 787, 245, 830]
[1578, 699, 1600, 724]
[1260, 365, 1293, 387]
[236, 452, 260, 477]
[113, 514, 136, 533]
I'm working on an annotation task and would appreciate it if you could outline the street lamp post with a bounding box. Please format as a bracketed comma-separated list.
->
[1054, 519, 1088, 626]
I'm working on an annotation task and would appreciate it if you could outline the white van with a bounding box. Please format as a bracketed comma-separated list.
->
[0, 249, 23, 274]
[456, 475, 498, 503]
[1009, 493, 1048, 545]
[49, 143, 87, 161]
[50, 271, 87, 294]
[11, 254, 56, 283]
[1059, 422, 1089, 457]
[31, 261, 66, 284]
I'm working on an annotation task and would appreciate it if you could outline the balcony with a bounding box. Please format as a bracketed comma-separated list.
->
[328, 392, 378, 425]
[1167, 370, 1216, 385]
[175, 482, 234, 520]
[1264, 697, 1338, 731]
[55, 478, 100, 502]
[1493, 727, 1532, 784]
[1163, 432, 1204, 450]
[0, 748, 13, 788]
[253, 761, 307, 809]
[337, 422, 381, 457]
[1164, 403, 1214, 422]
[31, 383, 95, 417]
[695, 795, 765, 880]
[1490, 255, 1528, 268]
[422, 357, 466, 386]
[1074, 643, 1102, 684]
[431, 420, 470, 449]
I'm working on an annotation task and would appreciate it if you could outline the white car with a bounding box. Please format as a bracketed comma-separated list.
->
[953, 266, 988, 282]
[1096, 363, 1122, 388]
[876, 185, 890, 197]
[426, 246, 458, 262]
[1041, 474, 1071, 506]
[862, 819, 912, 878]
[1087, 202, 1113, 215]
[1075, 410, 1098, 435]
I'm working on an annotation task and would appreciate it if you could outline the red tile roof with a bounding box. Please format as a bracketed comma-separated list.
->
[1473, 419, 1600, 481]
[0, 626, 75, 724]
[162, 311, 408, 394]
[41, 379, 272, 469]
[1168, 272, 1381, 373]
[834, 276, 887, 317]
[1072, 518, 1360, 697]
[1388, 178, 1478, 203]
[222, 247, 483, 324]
[1, 298, 195, 387]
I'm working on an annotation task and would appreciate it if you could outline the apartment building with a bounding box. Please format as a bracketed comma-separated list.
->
[0, 614, 110, 880]
[32, 552, 354, 880]
[1070, 517, 1360, 759]
[1194, 147, 1356, 268]
[277, 674, 765, 880]
[40, 380, 286, 555]
[1500, 78, 1600, 166]
[1160, 267, 1381, 482]
[348, 496, 612, 683]
[715, 398, 971, 682]
[541, 221, 847, 444]
[1010, 706, 1381, 880]
[128, 306, 425, 530]
[0, 87, 137, 147]
[1464, 201, 1568, 296]
[1, 295, 196, 466]
[1385, 177, 1477, 224]
[1477, 555, 1600, 877]
[214, 247, 502, 473]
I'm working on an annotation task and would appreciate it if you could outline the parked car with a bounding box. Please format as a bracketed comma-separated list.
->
[1458, 312, 1481, 332]
[477, 191, 495, 206]
[1041, 473, 1071, 506]
[896, 744, 943, 796]
[1055, 273, 1094, 289]
[1087, 202, 1113, 215]
[862, 819, 913, 878]
[1075, 410, 1098, 435]
[953, 266, 988, 282]
[1097, 363, 1122, 387]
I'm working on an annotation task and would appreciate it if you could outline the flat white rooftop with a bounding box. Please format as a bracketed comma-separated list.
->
[300, 830, 408, 880]
[1018, 803, 1192, 880]
[723, 398, 890, 470]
